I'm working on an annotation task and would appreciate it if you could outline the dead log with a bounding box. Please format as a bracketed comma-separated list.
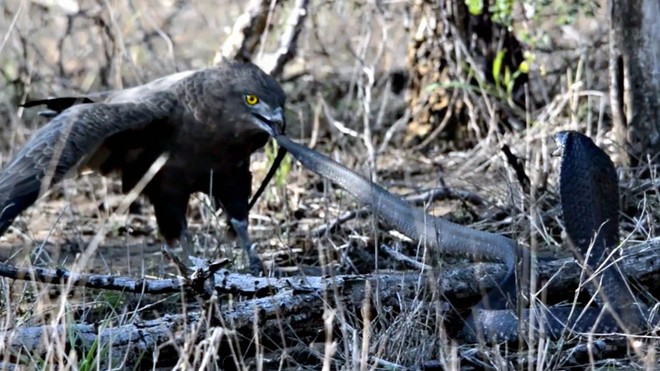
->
[0, 239, 656, 302]
[0, 239, 657, 368]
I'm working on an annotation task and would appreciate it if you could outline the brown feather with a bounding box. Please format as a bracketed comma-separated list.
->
[2, 61, 285, 246]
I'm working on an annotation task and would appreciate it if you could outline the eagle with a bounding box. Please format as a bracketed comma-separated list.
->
[2, 61, 287, 272]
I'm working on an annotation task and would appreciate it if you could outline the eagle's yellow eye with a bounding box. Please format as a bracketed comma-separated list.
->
[245, 94, 259, 105]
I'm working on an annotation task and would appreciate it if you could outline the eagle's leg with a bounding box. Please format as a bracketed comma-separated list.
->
[229, 217, 263, 274]
[213, 165, 263, 275]
[150, 191, 197, 271]
[171, 230, 196, 263]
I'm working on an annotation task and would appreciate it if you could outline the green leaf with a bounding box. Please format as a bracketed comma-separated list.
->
[465, 0, 484, 16]
[492, 49, 506, 89]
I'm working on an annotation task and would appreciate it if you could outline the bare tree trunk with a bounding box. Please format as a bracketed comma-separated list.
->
[609, 0, 660, 165]
[405, 0, 527, 149]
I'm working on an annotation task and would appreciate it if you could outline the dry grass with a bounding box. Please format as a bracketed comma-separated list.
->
[0, 0, 657, 369]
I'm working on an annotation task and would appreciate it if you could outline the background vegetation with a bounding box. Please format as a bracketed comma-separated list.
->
[0, 0, 657, 369]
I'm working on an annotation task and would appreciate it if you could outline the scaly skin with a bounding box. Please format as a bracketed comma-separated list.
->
[556, 131, 646, 333]
[275, 132, 651, 342]
[275, 135, 519, 311]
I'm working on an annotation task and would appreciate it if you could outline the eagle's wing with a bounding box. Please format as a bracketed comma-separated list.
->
[0, 90, 179, 235]
[22, 97, 97, 118]
[22, 70, 196, 117]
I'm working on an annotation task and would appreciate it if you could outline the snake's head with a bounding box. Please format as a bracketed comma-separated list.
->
[552, 130, 573, 157]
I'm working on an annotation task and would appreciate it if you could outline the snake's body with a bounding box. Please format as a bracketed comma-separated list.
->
[275, 131, 650, 341]
[556, 132, 647, 333]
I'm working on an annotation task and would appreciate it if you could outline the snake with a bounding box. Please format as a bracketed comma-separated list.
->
[273, 131, 651, 341]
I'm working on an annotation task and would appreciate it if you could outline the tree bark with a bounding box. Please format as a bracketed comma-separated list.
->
[405, 0, 527, 149]
[609, 0, 660, 165]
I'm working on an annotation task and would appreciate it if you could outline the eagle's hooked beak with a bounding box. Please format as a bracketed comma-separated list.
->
[247, 106, 288, 211]
[252, 106, 285, 137]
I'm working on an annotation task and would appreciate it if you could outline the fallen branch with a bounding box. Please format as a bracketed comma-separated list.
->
[379, 243, 431, 270]
[0, 239, 657, 302]
[0, 273, 449, 369]
[0, 240, 657, 368]
[0, 261, 185, 294]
